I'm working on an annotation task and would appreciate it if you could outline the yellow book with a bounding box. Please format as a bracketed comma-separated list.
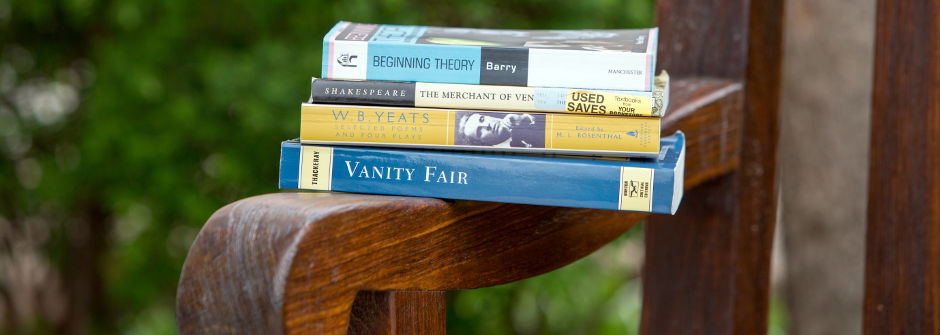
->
[301, 104, 660, 157]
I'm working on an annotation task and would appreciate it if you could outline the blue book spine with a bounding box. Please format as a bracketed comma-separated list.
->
[322, 21, 658, 91]
[279, 133, 685, 214]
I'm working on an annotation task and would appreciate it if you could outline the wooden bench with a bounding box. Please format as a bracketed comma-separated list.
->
[175, 0, 786, 333]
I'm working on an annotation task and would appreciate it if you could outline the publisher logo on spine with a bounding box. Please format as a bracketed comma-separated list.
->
[623, 180, 649, 199]
[619, 167, 653, 212]
[337, 53, 358, 67]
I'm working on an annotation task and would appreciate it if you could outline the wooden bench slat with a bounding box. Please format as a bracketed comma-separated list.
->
[642, 0, 784, 333]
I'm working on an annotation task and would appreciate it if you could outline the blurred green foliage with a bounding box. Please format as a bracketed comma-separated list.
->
[0, 0, 676, 333]
[448, 231, 644, 335]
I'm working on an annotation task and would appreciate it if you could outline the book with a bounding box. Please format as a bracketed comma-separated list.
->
[300, 104, 661, 158]
[308, 71, 670, 117]
[279, 132, 685, 214]
[322, 21, 659, 91]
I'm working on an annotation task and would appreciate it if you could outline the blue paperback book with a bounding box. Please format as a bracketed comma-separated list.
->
[322, 21, 658, 91]
[279, 132, 685, 214]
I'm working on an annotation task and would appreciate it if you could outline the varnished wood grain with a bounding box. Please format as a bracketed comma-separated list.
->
[735, 1, 784, 331]
[175, 78, 744, 334]
[644, 0, 783, 334]
[656, 0, 749, 79]
[864, 0, 940, 333]
[643, 174, 739, 334]
[347, 291, 445, 335]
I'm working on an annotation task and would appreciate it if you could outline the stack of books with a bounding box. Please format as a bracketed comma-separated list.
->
[279, 21, 686, 214]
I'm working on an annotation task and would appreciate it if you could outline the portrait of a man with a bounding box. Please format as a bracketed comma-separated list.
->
[454, 111, 546, 148]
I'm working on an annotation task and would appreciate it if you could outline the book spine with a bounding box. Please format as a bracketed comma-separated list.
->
[300, 104, 661, 157]
[309, 78, 667, 117]
[322, 24, 657, 91]
[279, 143, 682, 214]
[309, 78, 417, 107]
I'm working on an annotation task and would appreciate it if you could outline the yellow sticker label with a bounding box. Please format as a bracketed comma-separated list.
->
[619, 167, 654, 212]
[565, 91, 654, 117]
[548, 114, 659, 153]
[300, 146, 333, 191]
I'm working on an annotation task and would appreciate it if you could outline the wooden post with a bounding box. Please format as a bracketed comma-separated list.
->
[348, 291, 446, 335]
[645, 0, 784, 333]
[864, 0, 940, 333]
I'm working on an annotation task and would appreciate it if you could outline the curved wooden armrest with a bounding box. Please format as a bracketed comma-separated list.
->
[176, 78, 742, 334]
